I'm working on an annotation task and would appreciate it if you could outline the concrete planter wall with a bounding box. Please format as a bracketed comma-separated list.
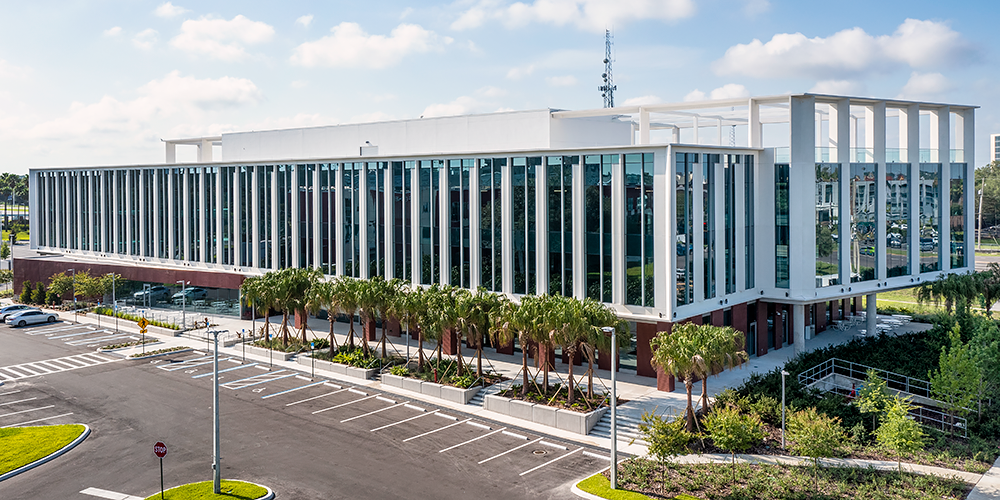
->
[297, 354, 376, 380]
[244, 344, 295, 361]
[483, 394, 607, 435]
[382, 374, 482, 405]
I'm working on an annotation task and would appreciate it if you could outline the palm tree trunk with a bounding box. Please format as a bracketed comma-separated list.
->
[521, 334, 529, 397]
[380, 316, 387, 359]
[701, 376, 710, 414]
[587, 350, 595, 399]
[456, 330, 463, 377]
[417, 326, 425, 371]
[328, 318, 339, 352]
[347, 313, 355, 348]
[567, 347, 576, 404]
[476, 336, 483, 379]
[542, 344, 549, 394]
[263, 316, 271, 342]
[685, 378, 695, 433]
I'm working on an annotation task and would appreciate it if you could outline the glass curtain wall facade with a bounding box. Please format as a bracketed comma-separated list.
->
[919, 163, 941, 273]
[675, 153, 696, 306]
[950, 164, 966, 269]
[850, 163, 877, 282]
[886, 163, 909, 277]
[625, 153, 654, 306]
[815, 163, 840, 286]
[775, 164, 790, 288]
[547, 156, 575, 296]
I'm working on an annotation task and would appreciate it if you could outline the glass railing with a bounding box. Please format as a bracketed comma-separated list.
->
[886, 148, 903, 162]
[951, 149, 964, 162]
[767, 147, 963, 165]
[774, 147, 790, 163]
[851, 148, 873, 162]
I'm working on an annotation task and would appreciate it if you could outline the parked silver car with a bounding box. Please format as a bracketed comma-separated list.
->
[0, 304, 33, 321]
[5, 309, 58, 327]
[134, 285, 170, 303]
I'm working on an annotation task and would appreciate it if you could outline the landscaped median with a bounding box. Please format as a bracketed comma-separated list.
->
[143, 480, 272, 500]
[0, 424, 90, 481]
[129, 346, 193, 359]
[575, 473, 698, 500]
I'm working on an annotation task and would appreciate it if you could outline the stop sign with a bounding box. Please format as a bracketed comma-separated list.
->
[153, 441, 167, 458]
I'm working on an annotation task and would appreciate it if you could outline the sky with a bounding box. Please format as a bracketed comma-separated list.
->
[0, 0, 998, 173]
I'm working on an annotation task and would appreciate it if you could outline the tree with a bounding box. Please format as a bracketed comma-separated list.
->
[977, 263, 1000, 317]
[697, 325, 748, 414]
[969, 321, 1000, 420]
[333, 276, 362, 352]
[855, 368, 893, 430]
[0, 241, 9, 260]
[876, 395, 926, 472]
[0, 269, 11, 286]
[31, 283, 45, 305]
[581, 298, 629, 399]
[638, 411, 693, 485]
[19, 281, 32, 304]
[928, 325, 978, 435]
[703, 405, 764, 485]
[651, 323, 709, 432]
[491, 295, 535, 397]
[787, 407, 845, 490]
[47, 272, 74, 298]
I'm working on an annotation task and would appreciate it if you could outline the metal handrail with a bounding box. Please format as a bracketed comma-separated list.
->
[798, 358, 931, 398]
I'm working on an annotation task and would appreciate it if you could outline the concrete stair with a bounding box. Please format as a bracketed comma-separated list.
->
[590, 409, 648, 446]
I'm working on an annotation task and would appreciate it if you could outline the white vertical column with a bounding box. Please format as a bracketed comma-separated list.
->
[124, 170, 132, 256]
[271, 166, 279, 270]
[383, 163, 393, 279]
[611, 155, 624, 304]
[692, 116, 700, 145]
[28, 171, 39, 249]
[76, 172, 84, 251]
[748, 99, 761, 149]
[469, 160, 481, 289]
[199, 168, 208, 263]
[692, 156, 704, 302]
[336, 165, 346, 276]
[536, 159, 548, 295]
[788, 95, 816, 293]
[314, 165, 323, 271]
[291, 165, 301, 269]
[935, 107, 951, 271]
[734, 153, 745, 293]
[166, 170, 173, 260]
[152, 170, 160, 258]
[501, 158, 513, 294]
[182, 170, 190, 261]
[409, 163, 420, 284]
[714, 155, 725, 298]
[216, 167, 224, 266]
[638, 109, 650, 145]
[251, 167, 260, 268]
[439, 163, 450, 285]
[138, 171, 146, 256]
[793, 303, 805, 355]
[88, 171, 95, 252]
[357, 163, 368, 279]
[901, 104, 920, 275]
[234, 168, 243, 268]
[962, 108, 975, 268]
[657, 148, 671, 317]
[572, 156, 586, 299]
[831, 98, 852, 284]
[165, 143, 176, 164]
[866, 102, 887, 280]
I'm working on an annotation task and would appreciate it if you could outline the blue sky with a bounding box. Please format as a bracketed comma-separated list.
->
[0, 0, 997, 172]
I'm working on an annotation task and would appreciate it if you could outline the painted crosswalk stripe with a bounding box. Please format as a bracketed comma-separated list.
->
[518, 447, 582, 476]
[3, 412, 74, 428]
[192, 363, 257, 378]
[312, 394, 378, 414]
[67, 334, 132, 346]
[50, 330, 108, 340]
[478, 437, 543, 464]
[23, 364, 54, 374]
[0, 354, 120, 381]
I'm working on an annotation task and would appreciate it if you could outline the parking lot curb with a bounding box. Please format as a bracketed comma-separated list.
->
[126, 348, 194, 360]
[0, 423, 91, 482]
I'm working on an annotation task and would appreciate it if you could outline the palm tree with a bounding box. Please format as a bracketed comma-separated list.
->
[274, 267, 320, 347]
[356, 277, 381, 355]
[462, 288, 500, 379]
[303, 277, 334, 349]
[334, 276, 365, 354]
[697, 325, 749, 414]
[580, 298, 627, 399]
[651, 322, 709, 432]
[490, 295, 531, 396]
[550, 296, 590, 405]
[376, 278, 402, 359]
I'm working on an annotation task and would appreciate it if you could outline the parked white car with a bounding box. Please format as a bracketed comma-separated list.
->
[5, 309, 58, 327]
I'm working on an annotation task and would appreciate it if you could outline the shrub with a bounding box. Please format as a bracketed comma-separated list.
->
[45, 290, 61, 305]
[787, 407, 846, 489]
[389, 365, 409, 377]
[31, 283, 45, 305]
[703, 405, 765, 484]
[18, 281, 31, 304]
[639, 411, 693, 480]
[877, 396, 927, 471]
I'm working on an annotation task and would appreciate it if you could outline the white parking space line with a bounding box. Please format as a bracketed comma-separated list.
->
[582, 451, 611, 460]
[0, 397, 38, 407]
[67, 334, 132, 346]
[434, 413, 458, 421]
[3, 412, 74, 428]
[323, 382, 342, 389]
[518, 447, 583, 476]
[261, 380, 328, 399]
[467, 421, 492, 430]
[438, 427, 506, 453]
[502, 431, 528, 440]
[478, 437, 544, 464]
[347, 388, 367, 396]
[286, 388, 350, 406]
[403, 404, 425, 412]
[375, 396, 396, 404]
[312, 394, 378, 414]
[192, 363, 257, 378]
[540, 440, 568, 450]
[369, 410, 438, 432]
[0, 405, 56, 419]
[158, 357, 229, 371]
[49, 330, 108, 340]
[223, 371, 296, 390]
[403, 418, 472, 443]
[29, 325, 89, 335]
[0, 390, 22, 397]
[340, 401, 410, 423]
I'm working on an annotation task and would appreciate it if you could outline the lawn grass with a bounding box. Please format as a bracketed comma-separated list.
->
[0, 424, 85, 475]
[144, 480, 267, 500]
[577, 473, 699, 500]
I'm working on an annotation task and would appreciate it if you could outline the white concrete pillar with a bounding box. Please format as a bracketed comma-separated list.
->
[501, 158, 513, 294]
[536, 159, 548, 295]
[658, 148, 672, 318]
[638, 109, 650, 145]
[251, 167, 260, 268]
[234, 168, 243, 268]
[692, 116, 700, 145]
[612, 154, 625, 304]
[748, 98, 762, 149]
[271, 166, 279, 270]
[166, 143, 176, 164]
[199, 139, 213, 162]
[469, 160, 481, 289]
[216, 167, 224, 265]
[962, 108, 976, 266]
[438, 163, 449, 285]
[692, 155, 704, 301]
[199, 168, 207, 263]
[409, 163, 420, 284]
[166, 170, 173, 260]
[382, 163, 392, 279]
[934, 107, 951, 271]
[793, 303, 806, 356]
[314, 165, 323, 271]
[573, 155, 586, 299]
[901, 104, 920, 275]
[291, 165, 301, 269]
[788, 95, 816, 292]
[88, 171, 95, 252]
[866, 103, 887, 280]
[866, 293, 877, 338]
[831, 98, 851, 284]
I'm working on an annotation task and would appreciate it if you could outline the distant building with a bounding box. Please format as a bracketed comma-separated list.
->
[25, 93, 976, 390]
[991, 133, 1000, 162]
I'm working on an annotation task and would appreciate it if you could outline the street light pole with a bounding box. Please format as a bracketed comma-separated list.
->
[68, 268, 76, 323]
[601, 326, 617, 490]
[781, 369, 789, 449]
[211, 325, 221, 494]
[176, 280, 187, 330]
[108, 273, 118, 333]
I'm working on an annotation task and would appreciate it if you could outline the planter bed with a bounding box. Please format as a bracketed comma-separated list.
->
[98, 340, 161, 353]
[381, 373, 483, 405]
[243, 344, 296, 361]
[297, 353, 377, 380]
[483, 394, 606, 435]
[128, 347, 193, 360]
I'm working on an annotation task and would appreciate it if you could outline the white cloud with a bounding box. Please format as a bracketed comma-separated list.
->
[451, 0, 696, 32]
[171, 15, 275, 61]
[350, 111, 398, 124]
[743, 0, 770, 16]
[506, 64, 535, 80]
[23, 71, 262, 140]
[400, 7, 414, 20]
[132, 29, 159, 50]
[290, 80, 309, 89]
[713, 19, 975, 79]
[291, 22, 451, 69]
[545, 75, 578, 87]
[477, 86, 507, 98]
[622, 95, 662, 106]
[103, 26, 122, 37]
[682, 84, 748, 102]
[296, 14, 314, 28]
[683, 89, 706, 102]
[155, 2, 189, 18]
[422, 96, 488, 118]
[810, 79, 866, 96]
[897, 72, 952, 100]
[0, 60, 31, 81]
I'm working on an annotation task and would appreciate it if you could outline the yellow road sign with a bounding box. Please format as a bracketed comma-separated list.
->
[137, 317, 150, 329]
[139, 328, 148, 335]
